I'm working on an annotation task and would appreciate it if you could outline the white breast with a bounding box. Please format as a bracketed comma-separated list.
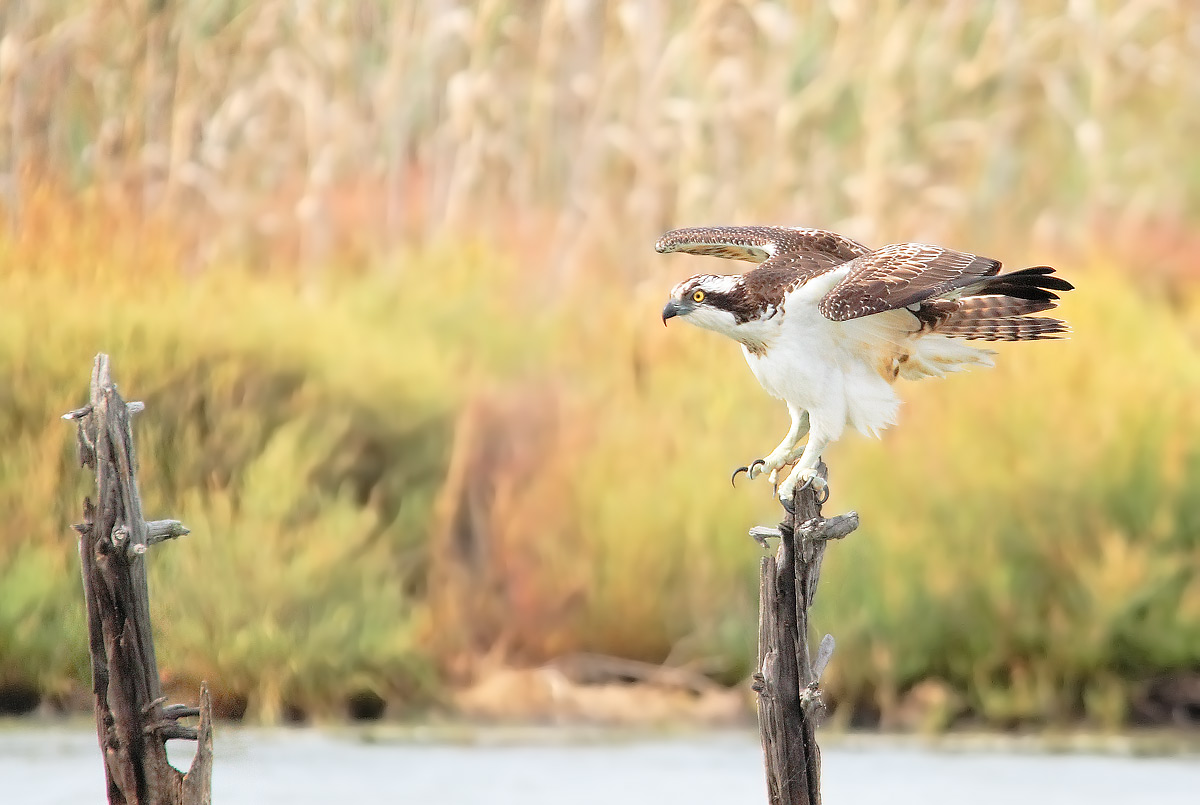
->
[742, 274, 903, 439]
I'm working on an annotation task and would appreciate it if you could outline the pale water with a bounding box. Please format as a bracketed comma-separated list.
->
[3, 725, 1198, 804]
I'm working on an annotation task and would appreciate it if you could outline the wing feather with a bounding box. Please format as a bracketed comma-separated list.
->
[655, 225, 871, 271]
[818, 243, 1001, 322]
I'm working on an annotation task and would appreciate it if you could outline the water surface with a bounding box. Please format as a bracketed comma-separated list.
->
[3, 724, 1197, 804]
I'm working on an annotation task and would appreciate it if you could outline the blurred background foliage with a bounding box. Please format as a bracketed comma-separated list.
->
[0, 0, 1198, 729]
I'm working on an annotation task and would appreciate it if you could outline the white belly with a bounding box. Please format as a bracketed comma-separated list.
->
[741, 302, 902, 439]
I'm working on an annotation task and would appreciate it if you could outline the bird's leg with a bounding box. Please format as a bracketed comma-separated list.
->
[732, 407, 809, 485]
[766, 441, 809, 487]
[775, 430, 831, 503]
[754, 407, 810, 479]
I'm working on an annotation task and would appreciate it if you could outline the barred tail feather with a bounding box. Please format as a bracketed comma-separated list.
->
[926, 267, 1073, 341]
[937, 315, 1070, 341]
[893, 262, 1071, 380]
[948, 295, 1057, 319]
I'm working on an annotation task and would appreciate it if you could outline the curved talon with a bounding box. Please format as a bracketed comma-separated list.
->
[731, 458, 767, 487]
[796, 474, 830, 502]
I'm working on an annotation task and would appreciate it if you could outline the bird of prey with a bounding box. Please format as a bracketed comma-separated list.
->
[657, 225, 1073, 503]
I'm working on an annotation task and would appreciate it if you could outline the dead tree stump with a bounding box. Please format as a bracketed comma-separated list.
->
[750, 462, 859, 805]
[64, 354, 213, 805]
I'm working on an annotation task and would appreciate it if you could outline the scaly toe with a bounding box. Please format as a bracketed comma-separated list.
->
[798, 471, 828, 493]
[778, 468, 830, 505]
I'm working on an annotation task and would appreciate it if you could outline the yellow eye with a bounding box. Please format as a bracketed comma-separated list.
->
[692, 290, 706, 303]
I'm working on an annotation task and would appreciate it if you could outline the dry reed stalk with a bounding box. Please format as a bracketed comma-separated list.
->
[1, 2, 1195, 273]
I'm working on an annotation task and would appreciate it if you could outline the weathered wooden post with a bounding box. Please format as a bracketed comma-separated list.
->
[64, 354, 213, 805]
[750, 462, 859, 805]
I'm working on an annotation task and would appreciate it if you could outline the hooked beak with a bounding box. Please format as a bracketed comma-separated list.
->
[662, 299, 682, 325]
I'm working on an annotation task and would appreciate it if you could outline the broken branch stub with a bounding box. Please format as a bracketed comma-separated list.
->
[67, 353, 213, 805]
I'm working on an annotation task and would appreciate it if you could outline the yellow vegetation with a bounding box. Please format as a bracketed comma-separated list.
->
[1, 2, 1199, 727]
[2, 186, 1198, 726]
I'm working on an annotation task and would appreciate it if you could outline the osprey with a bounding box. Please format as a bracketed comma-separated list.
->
[657, 225, 1073, 503]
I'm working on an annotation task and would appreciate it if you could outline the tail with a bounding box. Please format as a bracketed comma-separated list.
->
[935, 312, 1070, 341]
[923, 266, 1073, 342]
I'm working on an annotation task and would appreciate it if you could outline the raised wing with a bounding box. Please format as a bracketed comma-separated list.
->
[655, 225, 871, 271]
[818, 243, 1002, 322]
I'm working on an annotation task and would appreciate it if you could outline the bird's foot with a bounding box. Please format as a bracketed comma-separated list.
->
[777, 467, 829, 509]
[730, 458, 768, 486]
[732, 444, 801, 487]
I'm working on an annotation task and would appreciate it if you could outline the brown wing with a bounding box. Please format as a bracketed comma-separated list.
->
[818, 243, 1002, 322]
[655, 225, 871, 271]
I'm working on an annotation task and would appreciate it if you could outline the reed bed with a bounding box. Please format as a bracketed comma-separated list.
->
[2, 1, 1198, 271]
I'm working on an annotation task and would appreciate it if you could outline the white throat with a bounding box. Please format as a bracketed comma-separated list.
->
[684, 306, 778, 355]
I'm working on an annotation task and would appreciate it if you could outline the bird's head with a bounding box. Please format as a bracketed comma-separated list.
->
[661, 274, 746, 337]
